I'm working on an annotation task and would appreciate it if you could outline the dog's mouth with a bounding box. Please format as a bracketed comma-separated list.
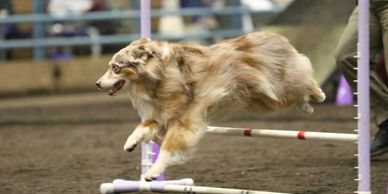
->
[109, 80, 126, 96]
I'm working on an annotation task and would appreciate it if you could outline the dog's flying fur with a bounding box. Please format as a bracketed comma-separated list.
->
[96, 31, 326, 180]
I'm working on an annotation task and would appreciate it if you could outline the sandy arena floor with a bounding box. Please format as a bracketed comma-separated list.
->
[0, 92, 387, 194]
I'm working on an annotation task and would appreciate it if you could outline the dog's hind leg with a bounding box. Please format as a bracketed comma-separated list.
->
[144, 119, 206, 181]
[296, 102, 314, 114]
[294, 55, 325, 104]
[308, 80, 326, 103]
[123, 119, 160, 152]
[296, 80, 325, 114]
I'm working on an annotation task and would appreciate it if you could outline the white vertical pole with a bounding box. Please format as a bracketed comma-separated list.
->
[139, 0, 154, 179]
[357, 0, 371, 193]
[139, 0, 164, 181]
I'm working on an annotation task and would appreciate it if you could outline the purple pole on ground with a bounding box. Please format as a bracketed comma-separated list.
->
[336, 75, 353, 106]
[358, 0, 370, 193]
[140, 0, 164, 181]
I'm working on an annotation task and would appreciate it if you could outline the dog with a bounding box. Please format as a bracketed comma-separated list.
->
[96, 31, 326, 181]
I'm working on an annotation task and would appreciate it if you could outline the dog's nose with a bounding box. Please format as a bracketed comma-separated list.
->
[96, 81, 103, 90]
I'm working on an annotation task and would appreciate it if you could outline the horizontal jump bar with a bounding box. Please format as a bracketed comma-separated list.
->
[100, 179, 288, 194]
[206, 126, 358, 142]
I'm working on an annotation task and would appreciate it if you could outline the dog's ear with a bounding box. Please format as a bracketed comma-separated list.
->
[121, 68, 139, 80]
[133, 45, 155, 62]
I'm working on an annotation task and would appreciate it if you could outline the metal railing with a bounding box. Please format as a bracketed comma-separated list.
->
[0, 6, 282, 60]
[0, 7, 281, 24]
[0, 29, 251, 49]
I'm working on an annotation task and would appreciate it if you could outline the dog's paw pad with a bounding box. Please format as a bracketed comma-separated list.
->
[124, 143, 137, 152]
[144, 176, 157, 182]
[144, 170, 161, 181]
[123, 142, 138, 152]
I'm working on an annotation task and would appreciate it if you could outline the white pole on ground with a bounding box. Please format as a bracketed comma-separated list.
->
[162, 184, 290, 194]
[100, 179, 194, 194]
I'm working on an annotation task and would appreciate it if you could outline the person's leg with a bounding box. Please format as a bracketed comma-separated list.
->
[371, 2, 388, 125]
[335, 8, 359, 92]
[378, 2, 388, 77]
[335, 8, 382, 92]
[369, 2, 388, 157]
[335, 7, 388, 157]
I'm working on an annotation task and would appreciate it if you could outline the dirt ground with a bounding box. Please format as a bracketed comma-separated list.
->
[0, 92, 387, 194]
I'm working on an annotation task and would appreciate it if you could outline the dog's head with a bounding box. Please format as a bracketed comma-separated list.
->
[96, 38, 160, 96]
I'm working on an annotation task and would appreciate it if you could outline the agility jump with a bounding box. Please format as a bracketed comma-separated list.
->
[100, 125, 357, 194]
[100, 0, 371, 193]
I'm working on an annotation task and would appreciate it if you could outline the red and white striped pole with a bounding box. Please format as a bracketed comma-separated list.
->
[207, 126, 358, 142]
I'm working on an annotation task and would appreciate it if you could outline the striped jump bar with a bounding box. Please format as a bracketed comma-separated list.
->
[206, 126, 358, 142]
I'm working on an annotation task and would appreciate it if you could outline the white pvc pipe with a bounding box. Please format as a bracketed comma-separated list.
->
[100, 178, 194, 194]
[207, 126, 358, 142]
[100, 180, 288, 194]
[163, 185, 289, 194]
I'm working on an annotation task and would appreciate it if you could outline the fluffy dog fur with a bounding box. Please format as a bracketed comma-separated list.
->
[96, 31, 326, 181]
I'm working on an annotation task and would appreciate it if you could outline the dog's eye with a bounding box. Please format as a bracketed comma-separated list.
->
[112, 65, 121, 74]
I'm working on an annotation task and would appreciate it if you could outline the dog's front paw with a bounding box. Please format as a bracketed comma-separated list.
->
[144, 170, 161, 182]
[123, 137, 138, 152]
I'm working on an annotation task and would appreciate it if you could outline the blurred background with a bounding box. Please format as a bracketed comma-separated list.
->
[0, 0, 353, 100]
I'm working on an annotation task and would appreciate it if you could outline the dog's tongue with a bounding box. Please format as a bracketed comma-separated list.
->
[108, 89, 116, 96]
[108, 85, 119, 96]
[108, 80, 125, 96]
